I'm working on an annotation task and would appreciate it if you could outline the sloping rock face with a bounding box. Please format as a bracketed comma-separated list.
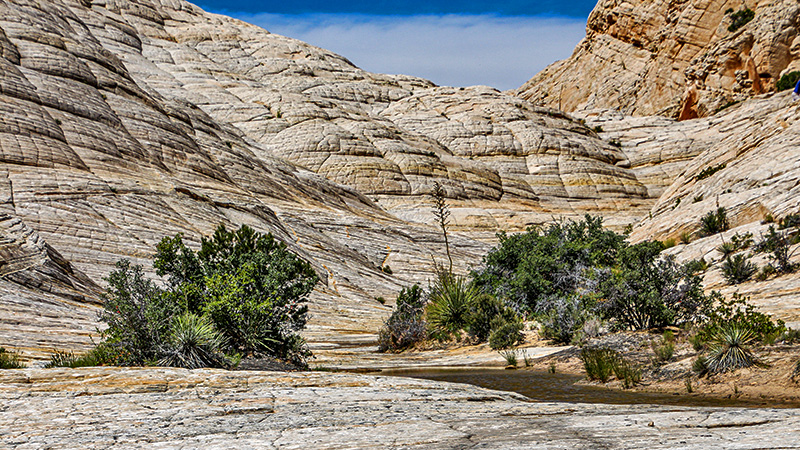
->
[0, 0, 667, 358]
[3, 367, 800, 449]
[516, 0, 800, 118]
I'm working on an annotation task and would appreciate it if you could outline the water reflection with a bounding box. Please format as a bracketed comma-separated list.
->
[382, 368, 797, 408]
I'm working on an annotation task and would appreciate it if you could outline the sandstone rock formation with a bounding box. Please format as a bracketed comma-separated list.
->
[517, 0, 800, 118]
[3, 367, 800, 449]
[0, 0, 676, 358]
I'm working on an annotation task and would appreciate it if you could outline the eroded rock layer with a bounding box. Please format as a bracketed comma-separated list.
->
[517, 0, 800, 118]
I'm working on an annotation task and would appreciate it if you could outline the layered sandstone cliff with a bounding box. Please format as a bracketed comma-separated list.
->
[517, 0, 800, 119]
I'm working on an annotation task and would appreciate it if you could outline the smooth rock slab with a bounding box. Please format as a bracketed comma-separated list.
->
[1, 368, 799, 449]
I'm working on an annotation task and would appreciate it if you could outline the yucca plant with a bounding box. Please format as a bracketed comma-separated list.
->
[426, 270, 478, 339]
[716, 241, 736, 258]
[705, 323, 757, 374]
[158, 313, 231, 369]
[699, 207, 729, 237]
[721, 254, 757, 284]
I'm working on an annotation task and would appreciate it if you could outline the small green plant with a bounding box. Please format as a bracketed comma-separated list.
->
[693, 194, 704, 203]
[777, 71, 800, 92]
[731, 232, 753, 250]
[378, 285, 427, 352]
[779, 214, 800, 229]
[692, 355, 709, 376]
[548, 362, 556, 373]
[0, 347, 25, 369]
[679, 231, 692, 244]
[488, 317, 524, 350]
[701, 293, 785, 343]
[662, 238, 676, 249]
[727, 8, 755, 33]
[580, 347, 617, 382]
[685, 376, 693, 393]
[592, 125, 603, 133]
[381, 265, 393, 274]
[523, 351, 533, 367]
[755, 264, 776, 281]
[688, 333, 705, 351]
[721, 254, 757, 284]
[652, 338, 675, 363]
[764, 213, 775, 223]
[499, 349, 518, 367]
[705, 323, 758, 373]
[157, 313, 232, 369]
[695, 163, 727, 181]
[613, 356, 642, 389]
[699, 207, 729, 236]
[376, 296, 386, 305]
[717, 241, 736, 258]
[684, 257, 708, 274]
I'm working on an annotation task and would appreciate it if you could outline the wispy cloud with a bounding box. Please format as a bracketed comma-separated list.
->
[231, 13, 586, 91]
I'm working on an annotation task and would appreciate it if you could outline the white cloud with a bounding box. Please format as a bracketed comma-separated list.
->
[233, 13, 586, 91]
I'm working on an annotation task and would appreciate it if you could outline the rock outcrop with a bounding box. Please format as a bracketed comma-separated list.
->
[3, 367, 800, 449]
[516, 0, 800, 118]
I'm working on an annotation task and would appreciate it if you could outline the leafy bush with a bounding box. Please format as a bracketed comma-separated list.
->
[467, 293, 518, 342]
[755, 226, 798, 274]
[580, 347, 617, 382]
[0, 347, 24, 369]
[427, 271, 477, 339]
[688, 333, 705, 351]
[721, 254, 757, 284]
[100, 224, 318, 367]
[701, 293, 786, 342]
[777, 71, 800, 91]
[694, 163, 727, 181]
[705, 323, 757, 373]
[158, 313, 232, 369]
[613, 356, 642, 389]
[727, 8, 755, 32]
[684, 257, 709, 274]
[488, 316, 524, 350]
[699, 207, 729, 237]
[378, 285, 427, 352]
[652, 339, 675, 362]
[472, 215, 625, 313]
[44, 344, 124, 368]
[779, 214, 800, 229]
[598, 243, 714, 330]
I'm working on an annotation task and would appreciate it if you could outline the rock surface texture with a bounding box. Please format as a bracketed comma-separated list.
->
[0, 0, 669, 357]
[2, 367, 800, 449]
[516, 0, 800, 118]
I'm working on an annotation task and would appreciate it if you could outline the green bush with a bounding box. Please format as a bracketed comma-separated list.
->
[701, 293, 785, 342]
[580, 347, 617, 382]
[100, 224, 318, 367]
[652, 339, 675, 363]
[44, 344, 124, 368]
[688, 333, 705, 351]
[694, 163, 727, 181]
[499, 349, 518, 366]
[721, 254, 757, 284]
[612, 356, 642, 389]
[727, 8, 755, 32]
[467, 293, 518, 342]
[488, 317, 524, 350]
[699, 207, 729, 237]
[776, 71, 800, 91]
[378, 285, 427, 352]
[0, 348, 25, 369]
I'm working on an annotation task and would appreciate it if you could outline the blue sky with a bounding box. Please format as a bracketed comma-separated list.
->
[198, 1, 597, 90]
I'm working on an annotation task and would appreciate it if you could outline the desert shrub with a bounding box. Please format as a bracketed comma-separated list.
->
[427, 271, 478, 339]
[777, 71, 800, 91]
[381, 265, 393, 274]
[467, 293, 518, 342]
[488, 316, 524, 350]
[598, 243, 714, 330]
[613, 356, 642, 389]
[679, 231, 692, 244]
[378, 285, 427, 352]
[0, 347, 24, 369]
[701, 293, 785, 343]
[727, 8, 755, 32]
[716, 241, 736, 258]
[472, 215, 625, 313]
[754, 226, 798, 274]
[684, 257, 709, 274]
[754, 225, 782, 253]
[779, 214, 800, 229]
[694, 163, 727, 181]
[721, 254, 757, 284]
[44, 343, 124, 368]
[688, 333, 705, 351]
[699, 207, 729, 237]
[731, 232, 753, 250]
[705, 323, 758, 373]
[662, 238, 676, 249]
[580, 347, 617, 382]
[100, 224, 318, 367]
[539, 295, 593, 344]
[652, 339, 675, 362]
[158, 313, 233, 369]
[692, 355, 709, 376]
[99, 260, 179, 365]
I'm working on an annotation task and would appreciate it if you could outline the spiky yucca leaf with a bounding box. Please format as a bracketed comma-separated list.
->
[158, 313, 230, 369]
[426, 271, 478, 338]
[706, 324, 757, 373]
